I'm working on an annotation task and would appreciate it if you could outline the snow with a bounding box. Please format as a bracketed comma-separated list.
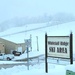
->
[12, 51, 44, 60]
[0, 62, 66, 75]
[0, 59, 75, 75]
[0, 61, 25, 64]
[1, 60, 75, 75]
[0, 21, 75, 53]
[0, 21, 75, 75]
[11, 64, 66, 75]
[0, 51, 74, 75]
[66, 65, 75, 72]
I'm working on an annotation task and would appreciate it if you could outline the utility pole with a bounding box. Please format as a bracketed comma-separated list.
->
[30, 34, 32, 51]
[27, 46, 29, 70]
[25, 39, 30, 70]
[36, 36, 39, 51]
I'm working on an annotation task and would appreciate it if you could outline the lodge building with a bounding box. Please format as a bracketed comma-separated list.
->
[0, 38, 26, 54]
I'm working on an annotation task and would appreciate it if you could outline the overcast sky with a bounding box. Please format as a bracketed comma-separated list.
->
[0, 0, 75, 23]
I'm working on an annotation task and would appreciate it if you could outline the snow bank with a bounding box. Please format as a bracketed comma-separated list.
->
[66, 62, 75, 72]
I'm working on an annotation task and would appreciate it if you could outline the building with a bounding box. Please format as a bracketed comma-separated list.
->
[0, 42, 5, 53]
[0, 38, 25, 54]
[15, 43, 26, 53]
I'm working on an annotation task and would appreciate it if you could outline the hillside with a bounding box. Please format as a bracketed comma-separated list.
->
[0, 21, 75, 53]
[0, 13, 75, 32]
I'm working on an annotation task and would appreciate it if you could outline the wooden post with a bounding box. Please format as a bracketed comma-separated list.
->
[70, 32, 73, 64]
[45, 33, 48, 73]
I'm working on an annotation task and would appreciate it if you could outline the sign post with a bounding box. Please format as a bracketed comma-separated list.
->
[45, 32, 73, 73]
[27, 46, 29, 70]
[45, 33, 48, 73]
[70, 32, 73, 64]
[25, 39, 31, 70]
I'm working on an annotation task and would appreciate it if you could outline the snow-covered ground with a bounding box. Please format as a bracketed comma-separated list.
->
[0, 62, 65, 75]
[12, 51, 44, 61]
[0, 48, 74, 75]
[0, 59, 75, 75]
